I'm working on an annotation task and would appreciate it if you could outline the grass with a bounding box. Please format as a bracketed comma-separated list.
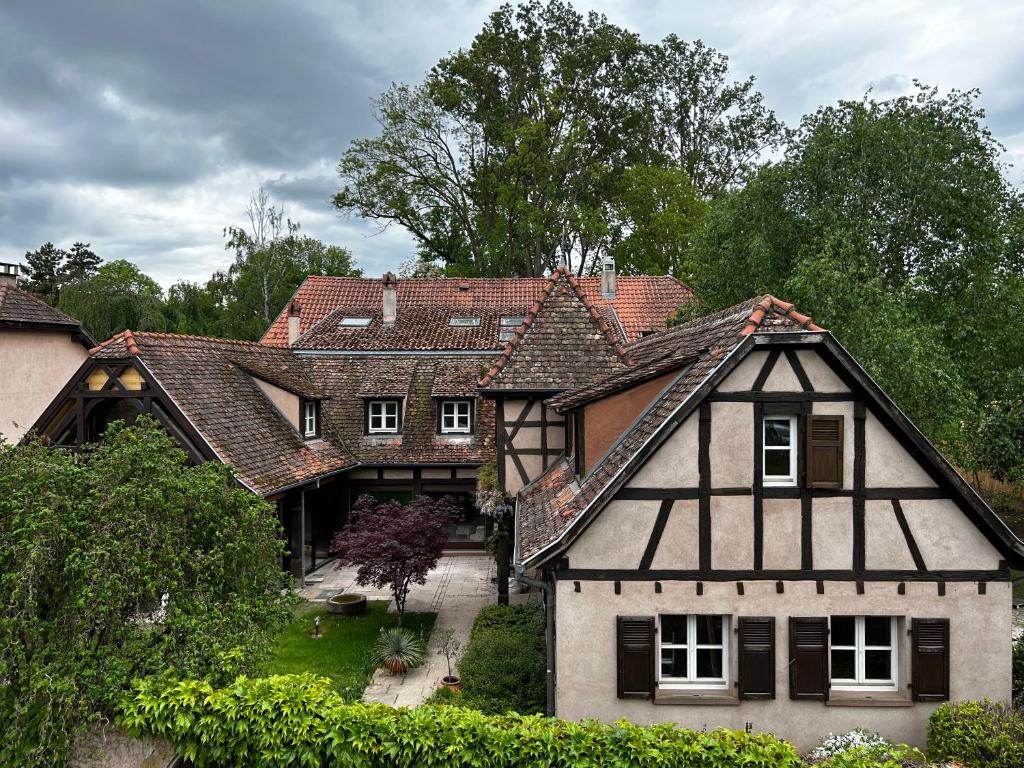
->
[267, 600, 437, 702]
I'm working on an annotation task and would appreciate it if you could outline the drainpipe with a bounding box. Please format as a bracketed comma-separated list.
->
[516, 568, 555, 717]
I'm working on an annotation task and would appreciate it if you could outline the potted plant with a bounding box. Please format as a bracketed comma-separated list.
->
[374, 627, 424, 675]
[326, 592, 367, 615]
[437, 627, 462, 691]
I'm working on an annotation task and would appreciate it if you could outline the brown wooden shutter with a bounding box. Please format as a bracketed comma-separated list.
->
[616, 616, 655, 699]
[911, 618, 950, 701]
[789, 617, 829, 700]
[738, 616, 775, 699]
[806, 415, 844, 488]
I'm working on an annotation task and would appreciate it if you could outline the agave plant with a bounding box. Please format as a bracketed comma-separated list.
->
[374, 627, 424, 675]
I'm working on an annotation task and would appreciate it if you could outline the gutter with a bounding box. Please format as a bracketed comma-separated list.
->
[515, 570, 555, 717]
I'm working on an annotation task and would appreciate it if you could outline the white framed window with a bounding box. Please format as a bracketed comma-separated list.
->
[763, 415, 798, 486]
[829, 615, 898, 691]
[338, 316, 372, 327]
[440, 399, 472, 434]
[658, 614, 729, 689]
[302, 400, 319, 438]
[367, 400, 400, 434]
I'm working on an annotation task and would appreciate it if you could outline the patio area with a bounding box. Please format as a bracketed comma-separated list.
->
[297, 554, 533, 707]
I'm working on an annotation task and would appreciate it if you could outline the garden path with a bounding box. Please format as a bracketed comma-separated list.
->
[299, 554, 530, 707]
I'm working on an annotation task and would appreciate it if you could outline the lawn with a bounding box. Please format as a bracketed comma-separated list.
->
[267, 600, 437, 702]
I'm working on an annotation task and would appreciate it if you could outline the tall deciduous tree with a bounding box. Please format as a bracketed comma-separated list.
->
[58, 259, 166, 342]
[0, 418, 291, 767]
[334, 0, 782, 277]
[329, 495, 457, 626]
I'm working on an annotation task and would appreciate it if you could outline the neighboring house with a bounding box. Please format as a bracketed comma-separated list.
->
[0, 262, 95, 443]
[512, 295, 1024, 750]
[32, 263, 689, 577]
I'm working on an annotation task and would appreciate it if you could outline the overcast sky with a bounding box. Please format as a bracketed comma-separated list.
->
[2, 1, 1022, 288]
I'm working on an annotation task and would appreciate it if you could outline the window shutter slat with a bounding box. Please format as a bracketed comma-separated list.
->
[616, 616, 655, 699]
[912, 618, 950, 701]
[789, 617, 829, 700]
[806, 415, 844, 488]
[738, 616, 775, 699]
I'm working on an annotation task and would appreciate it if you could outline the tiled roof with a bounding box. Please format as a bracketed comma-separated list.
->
[479, 269, 631, 390]
[516, 296, 823, 565]
[0, 283, 94, 343]
[92, 331, 355, 495]
[261, 274, 690, 348]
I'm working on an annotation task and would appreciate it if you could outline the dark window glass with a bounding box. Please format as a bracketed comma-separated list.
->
[765, 419, 791, 446]
[831, 649, 856, 679]
[831, 616, 856, 646]
[661, 649, 687, 677]
[695, 615, 723, 644]
[764, 450, 791, 476]
[864, 650, 892, 680]
[661, 615, 687, 644]
[696, 648, 723, 678]
[864, 616, 891, 646]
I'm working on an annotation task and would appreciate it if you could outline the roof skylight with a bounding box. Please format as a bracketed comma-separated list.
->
[338, 316, 372, 327]
[500, 316, 526, 327]
[448, 317, 481, 327]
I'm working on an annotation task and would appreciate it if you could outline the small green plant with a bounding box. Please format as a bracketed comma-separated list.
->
[373, 627, 424, 675]
[437, 627, 463, 682]
[928, 699, 1024, 768]
[1013, 633, 1023, 707]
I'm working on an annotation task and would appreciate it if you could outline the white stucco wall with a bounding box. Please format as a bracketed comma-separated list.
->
[554, 578, 1012, 751]
[0, 328, 88, 442]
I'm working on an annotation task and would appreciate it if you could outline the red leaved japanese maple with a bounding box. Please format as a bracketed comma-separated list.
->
[330, 494, 457, 625]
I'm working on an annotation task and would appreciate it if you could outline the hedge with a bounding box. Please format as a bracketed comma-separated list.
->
[927, 700, 1024, 768]
[120, 673, 803, 768]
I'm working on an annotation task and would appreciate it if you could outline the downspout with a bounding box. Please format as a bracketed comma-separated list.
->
[516, 568, 555, 717]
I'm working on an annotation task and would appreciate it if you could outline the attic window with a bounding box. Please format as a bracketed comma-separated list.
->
[338, 316, 372, 328]
[449, 317, 481, 327]
[499, 316, 526, 342]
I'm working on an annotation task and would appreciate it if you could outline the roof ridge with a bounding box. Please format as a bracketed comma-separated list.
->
[131, 331, 271, 346]
[478, 268, 631, 387]
[739, 294, 823, 336]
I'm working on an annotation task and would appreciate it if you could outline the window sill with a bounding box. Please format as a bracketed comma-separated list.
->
[826, 690, 912, 707]
[654, 689, 739, 706]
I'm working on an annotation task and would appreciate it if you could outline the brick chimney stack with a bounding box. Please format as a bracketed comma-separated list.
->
[0, 262, 19, 287]
[601, 257, 616, 299]
[287, 300, 302, 345]
[382, 272, 397, 325]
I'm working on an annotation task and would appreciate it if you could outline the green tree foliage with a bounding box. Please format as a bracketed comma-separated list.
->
[687, 83, 1024, 462]
[59, 241, 101, 283]
[218, 187, 361, 339]
[0, 419, 291, 767]
[335, 0, 781, 277]
[21, 241, 66, 303]
[58, 259, 167, 342]
[121, 672, 803, 768]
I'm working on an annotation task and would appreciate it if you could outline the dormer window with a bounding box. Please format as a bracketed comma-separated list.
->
[439, 399, 473, 434]
[367, 399, 401, 434]
[302, 399, 320, 439]
[449, 317, 481, 327]
[338, 316, 372, 327]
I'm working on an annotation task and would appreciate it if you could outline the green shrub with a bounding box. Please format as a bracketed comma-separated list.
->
[807, 728, 926, 766]
[927, 699, 1024, 768]
[121, 672, 804, 768]
[451, 603, 546, 715]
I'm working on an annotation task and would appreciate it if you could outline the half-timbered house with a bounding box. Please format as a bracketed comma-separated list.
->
[30, 266, 688, 577]
[514, 296, 1024, 749]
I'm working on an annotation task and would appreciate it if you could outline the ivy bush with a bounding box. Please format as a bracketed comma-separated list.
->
[927, 700, 1024, 768]
[430, 603, 546, 715]
[121, 672, 804, 768]
[0, 420, 292, 767]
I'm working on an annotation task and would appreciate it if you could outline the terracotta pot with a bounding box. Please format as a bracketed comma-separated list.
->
[386, 659, 409, 675]
[440, 675, 461, 692]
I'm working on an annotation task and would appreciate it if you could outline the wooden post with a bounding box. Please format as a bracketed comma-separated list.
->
[496, 517, 510, 605]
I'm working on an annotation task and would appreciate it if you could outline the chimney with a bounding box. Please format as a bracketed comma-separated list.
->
[287, 300, 301, 345]
[601, 257, 616, 299]
[382, 271, 397, 325]
[0, 262, 19, 287]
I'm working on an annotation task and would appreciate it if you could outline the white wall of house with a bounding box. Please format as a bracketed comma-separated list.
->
[0, 328, 87, 442]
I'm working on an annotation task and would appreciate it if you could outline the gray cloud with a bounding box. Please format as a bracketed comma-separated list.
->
[1, 0, 1022, 288]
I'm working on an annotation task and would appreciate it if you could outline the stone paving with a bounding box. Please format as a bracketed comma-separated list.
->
[298, 554, 532, 708]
